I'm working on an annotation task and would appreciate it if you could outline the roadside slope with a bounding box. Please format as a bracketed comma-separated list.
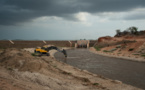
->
[0, 48, 141, 90]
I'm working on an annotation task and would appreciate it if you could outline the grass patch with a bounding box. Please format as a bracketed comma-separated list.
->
[128, 48, 134, 51]
[141, 54, 145, 57]
[116, 45, 121, 48]
[94, 46, 102, 51]
[110, 48, 117, 52]
[132, 53, 140, 55]
[31, 53, 36, 56]
[7, 67, 13, 71]
[53, 65, 57, 68]
[31, 53, 41, 56]
[82, 78, 90, 82]
[103, 48, 117, 53]
[117, 53, 121, 54]
[62, 71, 72, 75]
[103, 50, 110, 52]
[93, 83, 99, 86]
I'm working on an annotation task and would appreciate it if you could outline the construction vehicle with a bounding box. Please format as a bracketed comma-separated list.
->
[34, 45, 67, 57]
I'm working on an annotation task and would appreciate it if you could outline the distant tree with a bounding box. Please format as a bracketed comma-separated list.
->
[116, 29, 121, 36]
[128, 26, 138, 35]
[121, 30, 130, 35]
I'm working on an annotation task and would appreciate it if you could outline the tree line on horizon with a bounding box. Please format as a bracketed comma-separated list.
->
[115, 26, 145, 37]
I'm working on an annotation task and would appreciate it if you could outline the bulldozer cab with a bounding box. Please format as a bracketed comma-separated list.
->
[35, 47, 48, 53]
[41, 47, 47, 50]
[34, 45, 67, 57]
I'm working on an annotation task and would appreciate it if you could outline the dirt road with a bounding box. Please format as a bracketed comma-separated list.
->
[55, 49, 145, 89]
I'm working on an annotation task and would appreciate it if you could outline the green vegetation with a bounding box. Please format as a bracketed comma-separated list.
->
[128, 26, 138, 35]
[141, 54, 145, 57]
[103, 50, 109, 52]
[31, 53, 36, 56]
[128, 48, 134, 51]
[115, 26, 140, 37]
[93, 83, 99, 86]
[110, 48, 117, 52]
[83, 78, 90, 82]
[62, 71, 72, 75]
[53, 65, 57, 68]
[31, 53, 41, 56]
[117, 52, 121, 54]
[116, 29, 121, 36]
[103, 48, 117, 53]
[132, 53, 140, 55]
[7, 67, 13, 71]
[94, 46, 102, 51]
[116, 45, 121, 48]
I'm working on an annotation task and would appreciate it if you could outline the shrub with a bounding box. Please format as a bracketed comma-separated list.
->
[31, 53, 36, 56]
[128, 48, 134, 51]
[94, 46, 101, 51]
[132, 53, 140, 55]
[7, 67, 13, 71]
[62, 71, 72, 75]
[103, 50, 109, 52]
[31, 53, 41, 56]
[93, 83, 99, 86]
[141, 54, 145, 57]
[116, 45, 121, 48]
[117, 53, 121, 54]
[110, 48, 117, 52]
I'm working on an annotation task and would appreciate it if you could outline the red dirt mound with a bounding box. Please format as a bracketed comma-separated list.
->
[98, 36, 113, 43]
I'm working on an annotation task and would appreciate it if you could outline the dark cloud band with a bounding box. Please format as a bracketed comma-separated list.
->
[0, 0, 145, 25]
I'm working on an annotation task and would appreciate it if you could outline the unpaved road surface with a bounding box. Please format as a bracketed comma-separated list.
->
[55, 49, 145, 89]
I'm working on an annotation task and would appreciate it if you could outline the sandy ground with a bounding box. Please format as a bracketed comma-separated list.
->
[0, 48, 142, 90]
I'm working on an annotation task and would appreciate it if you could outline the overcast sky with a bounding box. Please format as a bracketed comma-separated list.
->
[0, 0, 145, 40]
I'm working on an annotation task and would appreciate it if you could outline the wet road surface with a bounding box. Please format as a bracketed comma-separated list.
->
[54, 49, 145, 89]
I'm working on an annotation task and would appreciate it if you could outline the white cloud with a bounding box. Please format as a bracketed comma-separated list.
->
[75, 12, 89, 22]
[74, 12, 92, 26]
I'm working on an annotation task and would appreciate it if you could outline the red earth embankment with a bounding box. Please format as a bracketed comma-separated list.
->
[94, 36, 145, 62]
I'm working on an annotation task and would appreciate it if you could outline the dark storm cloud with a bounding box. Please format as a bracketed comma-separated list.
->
[124, 13, 145, 20]
[0, 0, 145, 25]
[79, 0, 145, 12]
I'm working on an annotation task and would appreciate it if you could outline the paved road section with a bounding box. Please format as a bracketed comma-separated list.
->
[55, 49, 145, 89]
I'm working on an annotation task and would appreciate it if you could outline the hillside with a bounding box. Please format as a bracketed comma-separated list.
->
[93, 35, 145, 62]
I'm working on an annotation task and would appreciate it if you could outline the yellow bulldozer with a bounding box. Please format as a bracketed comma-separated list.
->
[34, 45, 67, 57]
